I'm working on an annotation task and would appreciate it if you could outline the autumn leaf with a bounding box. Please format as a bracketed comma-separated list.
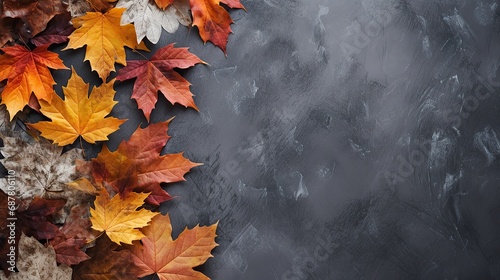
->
[0, 44, 68, 120]
[67, 0, 92, 17]
[83, 119, 200, 205]
[116, 43, 205, 121]
[0, 18, 13, 47]
[28, 68, 126, 146]
[190, 0, 245, 53]
[50, 237, 90, 266]
[155, 0, 175, 9]
[0, 136, 87, 223]
[0, 0, 66, 38]
[0, 196, 65, 272]
[49, 205, 94, 265]
[18, 196, 66, 240]
[90, 190, 158, 245]
[0, 191, 8, 233]
[72, 235, 142, 280]
[68, 0, 113, 16]
[0, 234, 72, 280]
[67, 178, 99, 195]
[30, 12, 75, 47]
[63, 7, 149, 80]
[117, 0, 191, 44]
[127, 214, 218, 280]
[0, 105, 16, 135]
[58, 205, 96, 241]
[0, 105, 34, 141]
[87, 0, 114, 12]
[0, 190, 14, 276]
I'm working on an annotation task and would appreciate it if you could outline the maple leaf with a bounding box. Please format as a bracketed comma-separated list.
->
[190, 0, 245, 53]
[83, 119, 200, 205]
[0, 136, 87, 223]
[28, 68, 126, 146]
[117, 0, 191, 44]
[18, 196, 66, 240]
[49, 206, 94, 265]
[72, 235, 142, 280]
[1, 195, 65, 274]
[63, 7, 149, 80]
[51, 237, 90, 266]
[58, 205, 96, 241]
[90, 190, 159, 245]
[0, 234, 72, 280]
[30, 12, 75, 47]
[127, 214, 218, 280]
[0, 44, 67, 120]
[116, 43, 205, 121]
[0, 0, 66, 37]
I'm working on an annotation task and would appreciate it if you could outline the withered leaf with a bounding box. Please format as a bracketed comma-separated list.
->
[0, 234, 72, 280]
[0, 136, 88, 223]
[72, 235, 142, 280]
[1, 0, 67, 37]
[30, 12, 75, 47]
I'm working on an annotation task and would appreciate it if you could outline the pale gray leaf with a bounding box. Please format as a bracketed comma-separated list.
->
[0, 137, 90, 223]
[117, 0, 191, 44]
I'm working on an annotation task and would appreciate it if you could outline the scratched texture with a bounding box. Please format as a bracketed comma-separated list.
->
[26, 0, 500, 279]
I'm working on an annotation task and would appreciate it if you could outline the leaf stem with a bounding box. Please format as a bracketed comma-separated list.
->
[79, 136, 86, 159]
[132, 49, 150, 61]
[18, 36, 31, 50]
[85, 232, 104, 245]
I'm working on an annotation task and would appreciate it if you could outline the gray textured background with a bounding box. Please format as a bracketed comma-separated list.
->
[43, 0, 500, 279]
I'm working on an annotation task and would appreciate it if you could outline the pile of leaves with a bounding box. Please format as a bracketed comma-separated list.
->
[0, 0, 244, 279]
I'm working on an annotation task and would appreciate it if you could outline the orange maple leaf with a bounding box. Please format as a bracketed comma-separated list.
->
[90, 190, 159, 245]
[85, 119, 200, 205]
[63, 7, 149, 80]
[116, 44, 205, 121]
[28, 68, 126, 146]
[0, 44, 67, 120]
[190, 0, 245, 53]
[127, 214, 218, 280]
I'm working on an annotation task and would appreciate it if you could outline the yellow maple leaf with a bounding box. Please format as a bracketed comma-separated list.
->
[128, 214, 218, 280]
[28, 68, 126, 146]
[90, 189, 159, 245]
[63, 7, 148, 80]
